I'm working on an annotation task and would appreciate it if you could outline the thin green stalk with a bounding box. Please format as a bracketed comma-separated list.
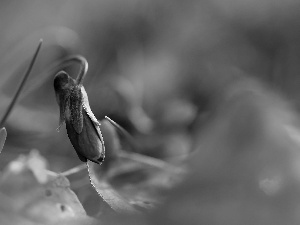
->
[45, 163, 86, 177]
[104, 116, 184, 173]
[118, 151, 184, 174]
[104, 116, 139, 151]
[60, 164, 87, 177]
[0, 39, 43, 127]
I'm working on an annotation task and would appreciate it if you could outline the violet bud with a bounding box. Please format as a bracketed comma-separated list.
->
[54, 71, 105, 164]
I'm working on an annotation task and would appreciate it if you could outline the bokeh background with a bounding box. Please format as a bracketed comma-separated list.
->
[1, 0, 300, 224]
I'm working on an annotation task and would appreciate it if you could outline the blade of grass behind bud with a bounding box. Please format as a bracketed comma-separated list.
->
[0, 127, 7, 154]
[0, 39, 42, 127]
[104, 116, 139, 151]
[104, 116, 184, 173]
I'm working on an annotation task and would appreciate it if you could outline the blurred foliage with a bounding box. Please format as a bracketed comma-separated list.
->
[1, 0, 300, 224]
[0, 150, 95, 225]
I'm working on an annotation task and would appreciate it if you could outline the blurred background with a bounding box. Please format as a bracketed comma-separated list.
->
[1, 0, 300, 224]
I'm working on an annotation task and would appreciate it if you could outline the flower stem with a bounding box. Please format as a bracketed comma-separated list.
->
[45, 163, 87, 178]
[73, 55, 88, 85]
[59, 163, 87, 177]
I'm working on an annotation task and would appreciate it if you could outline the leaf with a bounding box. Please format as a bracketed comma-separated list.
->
[87, 119, 186, 214]
[25, 174, 92, 224]
[99, 119, 121, 172]
[0, 127, 7, 154]
[0, 150, 94, 225]
[0, 212, 41, 225]
[87, 161, 139, 214]
[27, 150, 48, 183]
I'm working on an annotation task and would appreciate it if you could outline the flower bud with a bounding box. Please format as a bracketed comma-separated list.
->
[54, 71, 105, 164]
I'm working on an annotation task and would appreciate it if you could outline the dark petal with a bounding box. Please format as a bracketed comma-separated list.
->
[75, 150, 87, 162]
[54, 71, 74, 126]
[66, 110, 104, 164]
[69, 86, 83, 134]
[66, 120, 85, 162]
[58, 94, 68, 128]
[54, 71, 70, 93]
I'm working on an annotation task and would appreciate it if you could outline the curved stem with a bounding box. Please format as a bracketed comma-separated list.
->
[0, 39, 42, 127]
[73, 55, 88, 85]
[21, 55, 88, 99]
[55, 55, 88, 84]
